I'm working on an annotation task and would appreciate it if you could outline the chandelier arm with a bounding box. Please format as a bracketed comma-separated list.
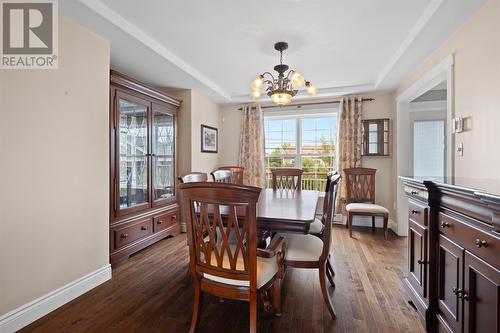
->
[261, 71, 276, 81]
[285, 69, 296, 80]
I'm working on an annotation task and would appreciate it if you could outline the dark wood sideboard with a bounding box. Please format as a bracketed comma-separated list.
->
[400, 177, 500, 333]
[109, 71, 181, 266]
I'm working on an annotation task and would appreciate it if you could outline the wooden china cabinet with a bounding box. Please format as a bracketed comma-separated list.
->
[109, 71, 181, 266]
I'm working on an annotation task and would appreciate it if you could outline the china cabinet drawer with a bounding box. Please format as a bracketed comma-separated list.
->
[153, 212, 177, 233]
[408, 200, 428, 227]
[439, 213, 499, 267]
[114, 218, 153, 249]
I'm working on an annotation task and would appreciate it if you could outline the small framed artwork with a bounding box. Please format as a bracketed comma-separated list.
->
[201, 124, 218, 153]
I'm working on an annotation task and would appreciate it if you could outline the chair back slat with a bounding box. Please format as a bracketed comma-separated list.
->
[218, 166, 244, 184]
[178, 172, 208, 184]
[211, 170, 233, 183]
[180, 182, 261, 284]
[271, 168, 303, 191]
[343, 167, 376, 204]
[321, 173, 341, 259]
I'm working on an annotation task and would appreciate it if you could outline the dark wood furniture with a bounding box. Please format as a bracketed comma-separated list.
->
[211, 169, 232, 183]
[178, 172, 208, 183]
[278, 173, 341, 320]
[109, 71, 181, 266]
[217, 166, 244, 184]
[271, 168, 303, 191]
[180, 182, 286, 333]
[400, 177, 500, 333]
[344, 167, 389, 239]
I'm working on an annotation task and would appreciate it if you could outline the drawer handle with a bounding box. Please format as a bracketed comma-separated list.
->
[410, 191, 418, 195]
[171, 215, 176, 220]
[141, 226, 148, 231]
[157, 220, 163, 225]
[440, 222, 450, 228]
[417, 259, 425, 265]
[475, 239, 488, 248]
[411, 210, 420, 215]
[120, 233, 128, 239]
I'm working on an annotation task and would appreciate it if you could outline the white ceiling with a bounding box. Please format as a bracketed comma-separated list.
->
[60, 0, 486, 103]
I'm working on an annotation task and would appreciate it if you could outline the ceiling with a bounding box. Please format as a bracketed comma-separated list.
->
[60, 0, 486, 104]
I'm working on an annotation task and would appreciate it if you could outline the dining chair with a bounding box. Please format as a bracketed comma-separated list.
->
[276, 173, 340, 319]
[270, 168, 303, 191]
[308, 172, 338, 237]
[217, 166, 244, 184]
[178, 172, 208, 184]
[343, 167, 389, 240]
[211, 169, 233, 183]
[180, 182, 286, 333]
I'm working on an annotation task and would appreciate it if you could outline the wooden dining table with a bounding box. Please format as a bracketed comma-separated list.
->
[255, 188, 319, 234]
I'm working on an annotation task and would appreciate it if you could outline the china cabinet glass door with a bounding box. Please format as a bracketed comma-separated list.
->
[152, 104, 175, 204]
[116, 93, 150, 213]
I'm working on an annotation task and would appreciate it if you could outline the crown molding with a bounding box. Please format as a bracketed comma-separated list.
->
[78, 0, 231, 101]
[374, 0, 445, 88]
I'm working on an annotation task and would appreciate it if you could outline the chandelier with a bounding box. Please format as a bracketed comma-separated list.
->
[250, 41, 319, 106]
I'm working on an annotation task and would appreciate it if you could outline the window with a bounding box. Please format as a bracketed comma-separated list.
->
[264, 110, 338, 191]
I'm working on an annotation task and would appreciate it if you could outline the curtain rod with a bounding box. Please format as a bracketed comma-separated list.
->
[237, 98, 375, 111]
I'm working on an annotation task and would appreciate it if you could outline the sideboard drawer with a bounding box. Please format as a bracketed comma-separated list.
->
[153, 212, 177, 233]
[439, 213, 499, 267]
[409, 200, 428, 227]
[114, 218, 153, 249]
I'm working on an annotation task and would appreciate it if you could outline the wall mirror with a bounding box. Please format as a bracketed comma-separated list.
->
[361, 118, 390, 156]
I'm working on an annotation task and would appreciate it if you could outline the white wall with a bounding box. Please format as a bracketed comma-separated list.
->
[0, 17, 110, 316]
[397, 0, 500, 186]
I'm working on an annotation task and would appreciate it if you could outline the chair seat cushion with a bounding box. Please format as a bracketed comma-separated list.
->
[277, 233, 324, 261]
[203, 247, 278, 289]
[346, 203, 389, 214]
[308, 218, 324, 234]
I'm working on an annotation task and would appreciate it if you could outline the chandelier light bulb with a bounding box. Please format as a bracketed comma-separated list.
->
[250, 75, 264, 91]
[305, 81, 319, 96]
[250, 90, 261, 100]
[291, 71, 305, 89]
[271, 93, 292, 105]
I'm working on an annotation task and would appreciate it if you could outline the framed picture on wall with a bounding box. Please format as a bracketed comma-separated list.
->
[201, 124, 218, 153]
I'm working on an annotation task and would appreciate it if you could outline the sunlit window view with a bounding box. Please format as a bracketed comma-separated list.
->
[264, 112, 337, 190]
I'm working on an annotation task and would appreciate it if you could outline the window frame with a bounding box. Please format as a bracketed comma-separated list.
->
[263, 108, 338, 189]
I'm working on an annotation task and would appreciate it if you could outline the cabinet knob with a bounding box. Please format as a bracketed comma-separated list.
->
[452, 287, 462, 296]
[141, 226, 147, 231]
[410, 191, 418, 195]
[121, 233, 128, 239]
[441, 222, 450, 228]
[157, 220, 162, 225]
[411, 210, 420, 215]
[461, 291, 469, 301]
[475, 239, 488, 248]
[417, 259, 425, 265]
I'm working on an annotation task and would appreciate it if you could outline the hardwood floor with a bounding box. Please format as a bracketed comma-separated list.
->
[20, 226, 425, 333]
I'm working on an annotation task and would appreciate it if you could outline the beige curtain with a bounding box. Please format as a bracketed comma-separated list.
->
[337, 97, 362, 213]
[238, 105, 265, 187]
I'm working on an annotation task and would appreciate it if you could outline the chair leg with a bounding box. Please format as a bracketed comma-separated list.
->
[327, 255, 335, 277]
[319, 262, 336, 319]
[272, 279, 282, 316]
[189, 280, 203, 333]
[326, 264, 335, 288]
[372, 216, 376, 231]
[383, 214, 389, 240]
[249, 290, 258, 333]
[348, 213, 353, 238]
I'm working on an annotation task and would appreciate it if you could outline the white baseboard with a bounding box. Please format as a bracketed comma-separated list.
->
[0, 264, 112, 333]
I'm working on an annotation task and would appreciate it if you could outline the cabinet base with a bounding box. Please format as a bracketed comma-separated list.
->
[110, 223, 181, 267]
[403, 278, 435, 332]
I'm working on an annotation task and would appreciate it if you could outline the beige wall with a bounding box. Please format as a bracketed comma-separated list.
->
[219, 104, 242, 166]
[0, 18, 110, 315]
[169, 90, 222, 176]
[397, 0, 500, 183]
[361, 93, 396, 219]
